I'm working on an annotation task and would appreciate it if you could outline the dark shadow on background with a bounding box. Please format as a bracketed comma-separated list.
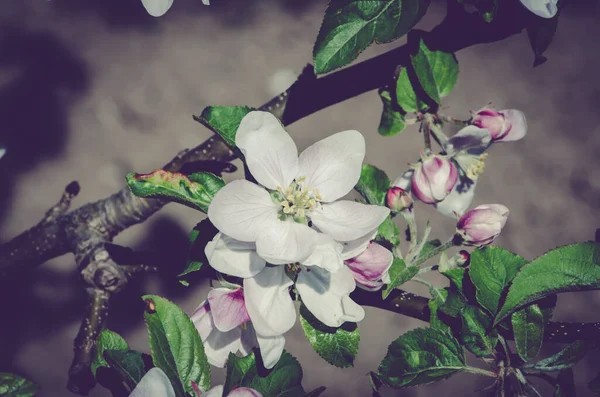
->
[0, 25, 89, 231]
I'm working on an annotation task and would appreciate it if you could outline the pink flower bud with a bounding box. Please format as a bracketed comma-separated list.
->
[411, 154, 458, 204]
[386, 187, 413, 212]
[456, 204, 509, 247]
[472, 108, 527, 142]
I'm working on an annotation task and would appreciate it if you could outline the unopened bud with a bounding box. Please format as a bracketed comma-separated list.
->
[456, 204, 509, 247]
[472, 108, 527, 142]
[411, 154, 458, 204]
[386, 187, 413, 212]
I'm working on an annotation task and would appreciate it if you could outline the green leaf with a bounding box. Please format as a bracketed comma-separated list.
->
[195, 105, 255, 147]
[512, 304, 544, 362]
[438, 286, 466, 318]
[382, 258, 418, 299]
[527, 13, 559, 67]
[377, 327, 466, 388]
[459, 305, 497, 357]
[495, 242, 600, 324]
[104, 350, 146, 390]
[395, 67, 423, 113]
[143, 295, 211, 396]
[428, 287, 452, 334]
[126, 170, 225, 213]
[468, 246, 528, 316]
[355, 164, 390, 206]
[410, 40, 459, 104]
[442, 268, 466, 291]
[554, 368, 576, 397]
[223, 351, 305, 397]
[0, 373, 38, 397]
[313, 0, 430, 74]
[299, 304, 359, 368]
[378, 89, 406, 137]
[92, 329, 129, 376]
[529, 341, 595, 372]
[417, 239, 442, 263]
[376, 216, 400, 247]
[305, 386, 327, 397]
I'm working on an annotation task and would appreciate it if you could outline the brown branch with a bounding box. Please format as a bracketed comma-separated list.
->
[0, 3, 578, 394]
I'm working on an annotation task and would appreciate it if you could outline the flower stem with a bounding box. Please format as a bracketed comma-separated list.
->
[422, 115, 432, 150]
[413, 238, 455, 268]
[400, 210, 418, 257]
[437, 113, 470, 127]
[464, 367, 498, 378]
[410, 276, 435, 290]
[407, 221, 432, 265]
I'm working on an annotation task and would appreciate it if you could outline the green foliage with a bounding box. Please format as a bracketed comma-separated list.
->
[376, 215, 401, 247]
[378, 89, 406, 136]
[126, 170, 225, 213]
[355, 164, 390, 206]
[299, 304, 360, 368]
[468, 246, 528, 316]
[410, 40, 459, 104]
[143, 295, 211, 396]
[223, 351, 305, 397]
[417, 239, 442, 263]
[377, 327, 466, 388]
[428, 287, 452, 334]
[195, 105, 255, 147]
[459, 305, 497, 357]
[495, 242, 600, 324]
[92, 329, 129, 375]
[313, 0, 430, 74]
[528, 341, 596, 372]
[104, 350, 146, 390]
[395, 67, 423, 113]
[382, 258, 419, 299]
[0, 373, 38, 397]
[511, 304, 544, 362]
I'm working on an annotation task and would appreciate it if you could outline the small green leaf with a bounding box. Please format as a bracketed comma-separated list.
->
[378, 89, 406, 137]
[92, 329, 129, 376]
[143, 295, 211, 396]
[104, 350, 146, 390]
[126, 170, 225, 213]
[428, 287, 452, 334]
[438, 286, 466, 318]
[376, 216, 400, 247]
[313, 0, 430, 74]
[459, 305, 497, 357]
[305, 386, 327, 397]
[554, 368, 576, 397]
[0, 373, 38, 397]
[355, 164, 390, 206]
[195, 105, 255, 147]
[395, 67, 422, 113]
[442, 268, 466, 291]
[382, 258, 419, 299]
[495, 242, 600, 324]
[417, 239, 442, 263]
[223, 351, 305, 397]
[512, 304, 544, 362]
[468, 246, 528, 316]
[410, 40, 459, 104]
[377, 327, 466, 388]
[299, 305, 359, 368]
[529, 340, 595, 372]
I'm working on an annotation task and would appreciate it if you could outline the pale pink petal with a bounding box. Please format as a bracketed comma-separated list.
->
[341, 229, 379, 260]
[208, 180, 278, 242]
[298, 130, 365, 202]
[309, 201, 390, 242]
[300, 234, 344, 272]
[255, 219, 319, 265]
[235, 111, 299, 189]
[229, 388, 263, 397]
[205, 233, 266, 278]
[130, 368, 175, 397]
[345, 242, 393, 285]
[296, 266, 365, 327]
[243, 266, 296, 337]
[255, 333, 285, 370]
[141, 0, 174, 17]
[208, 288, 251, 332]
[435, 180, 477, 218]
[498, 109, 527, 142]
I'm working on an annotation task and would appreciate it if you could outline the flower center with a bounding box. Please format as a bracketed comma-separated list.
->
[466, 153, 488, 180]
[276, 176, 322, 220]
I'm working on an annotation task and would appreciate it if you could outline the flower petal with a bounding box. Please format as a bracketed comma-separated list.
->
[255, 219, 319, 265]
[205, 233, 266, 278]
[435, 178, 477, 218]
[520, 0, 558, 18]
[203, 385, 224, 397]
[296, 266, 365, 327]
[243, 266, 296, 337]
[208, 180, 278, 242]
[345, 242, 393, 284]
[298, 130, 365, 202]
[391, 169, 414, 192]
[235, 111, 299, 189]
[310, 201, 390, 242]
[444, 125, 491, 155]
[255, 333, 286, 370]
[130, 368, 176, 397]
[141, 0, 174, 17]
[300, 234, 344, 272]
[341, 229, 378, 260]
[190, 301, 212, 340]
[208, 288, 251, 332]
[229, 388, 263, 397]
[498, 109, 527, 142]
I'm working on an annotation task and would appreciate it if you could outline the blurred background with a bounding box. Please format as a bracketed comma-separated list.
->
[0, 0, 599, 396]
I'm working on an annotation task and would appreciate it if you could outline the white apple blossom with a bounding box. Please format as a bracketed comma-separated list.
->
[520, 0, 558, 18]
[141, 0, 209, 18]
